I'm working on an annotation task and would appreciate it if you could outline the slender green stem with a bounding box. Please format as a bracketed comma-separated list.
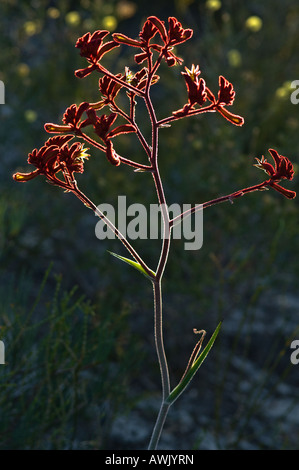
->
[148, 401, 170, 450]
[148, 280, 171, 450]
[152, 280, 170, 401]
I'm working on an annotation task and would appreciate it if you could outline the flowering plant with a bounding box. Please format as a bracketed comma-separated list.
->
[13, 16, 296, 450]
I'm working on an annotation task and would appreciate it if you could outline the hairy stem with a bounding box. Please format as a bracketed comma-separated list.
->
[148, 401, 170, 450]
[148, 280, 171, 450]
[170, 181, 269, 228]
[144, 60, 173, 449]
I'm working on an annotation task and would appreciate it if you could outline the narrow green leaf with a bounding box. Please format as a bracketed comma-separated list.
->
[166, 322, 222, 405]
[108, 251, 156, 279]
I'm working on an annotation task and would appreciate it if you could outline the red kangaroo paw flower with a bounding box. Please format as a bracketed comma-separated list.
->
[255, 149, 296, 199]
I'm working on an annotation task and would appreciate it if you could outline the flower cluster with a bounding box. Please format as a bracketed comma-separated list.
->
[173, 65, 244, 126]
[255, 148, 296, 199]
[13, 15, 296, 204]
[75, 30, 119, 78]
[13, 135, 90, 188]
[112, 16, 193, 66]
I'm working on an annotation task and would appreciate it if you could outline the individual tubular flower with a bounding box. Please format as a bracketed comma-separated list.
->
[113, 16, 192, 67]
[112, 18, 159, 65]
[58, 142, 90, 179]
[113, 19, 157, 48]
[86, 109, 136, 166]
[44, 102, 91, 134]
[148, 16, 193, 66]
[254, 148, 296, 199]
[206, 75, 244, 126]
[13, 135, 90, 188]
[96, 73, 125, 108]
[74, 30, 119, 78]
[217, 76, 235, 106]
[173, 65, 207, 116]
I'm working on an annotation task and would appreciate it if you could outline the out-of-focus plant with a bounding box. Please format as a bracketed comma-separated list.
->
[0, 267, 141, 449]
[13, 15, 296, 450]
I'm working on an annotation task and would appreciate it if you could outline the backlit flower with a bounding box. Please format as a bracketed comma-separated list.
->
[217, 76, 235, 106]
[86, 109, 136, 165]
[45, 102, 90, 134]
[254, 148, 296, 199]
[113, 16, 192, 67]
[13, 135, 90, 187]
[182, 65, 207, 107]
[75, 30, 119, 78]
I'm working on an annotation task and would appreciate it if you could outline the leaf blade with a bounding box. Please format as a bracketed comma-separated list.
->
[166, 322, 222, 405]
[108, 251, 156, 280]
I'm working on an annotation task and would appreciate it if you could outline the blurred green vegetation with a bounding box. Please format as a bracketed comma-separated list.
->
[0, 0, 298, 449]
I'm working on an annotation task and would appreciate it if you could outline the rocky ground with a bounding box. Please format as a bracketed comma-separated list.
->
[108, 291, 299, 450]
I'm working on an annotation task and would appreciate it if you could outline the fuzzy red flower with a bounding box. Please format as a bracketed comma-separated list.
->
[86, 109, 136, 166]
[13, 135, 90, 187]
[204, 75, 244, 126]
[149, 16, 193, 66]
[217, 76, 235, 106]
[254, 148, 296, 199]
[58, 142, 90, 176]
[113, 16, 192, 67]
[45, 102, 91, 134]
[75, 30, 119, 78]
[183, 65, 206, 106]
[148, 16, 193, 47]
[98, 73, 124, 102]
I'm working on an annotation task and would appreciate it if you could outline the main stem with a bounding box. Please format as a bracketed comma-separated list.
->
[145, 60, 173, 449]
[148, 280, 171, 450]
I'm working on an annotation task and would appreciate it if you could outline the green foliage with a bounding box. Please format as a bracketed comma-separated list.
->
[167, 322, 222, 405]
[0, 267, 142, 449]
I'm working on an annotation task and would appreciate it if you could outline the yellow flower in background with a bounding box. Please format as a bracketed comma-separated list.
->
[24, 110, 37, 123]
[47, 7, 60, 19]
[227, 49, 242, 68]
[102, 16, 118, 31]
[206, 0, 221, 11]
[275, 81, 293, 99]
[245, 16, 263, 32]
[65, 11, 81, 27]
[23, 21, 41, 36]
[17, 63, 30, 78]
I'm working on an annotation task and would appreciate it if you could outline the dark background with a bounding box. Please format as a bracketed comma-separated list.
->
[0, 0, 298, 450]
